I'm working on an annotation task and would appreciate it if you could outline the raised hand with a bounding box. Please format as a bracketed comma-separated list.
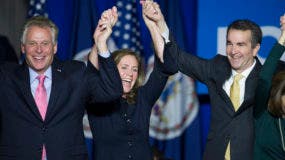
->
[109, 6, 118, 27]
[89, 6, 118, 68]
[141, 1, 162, 23]
[94, 6, 118, 53]
[141, 0, 157, 29]
[141, 1, 167, 35]
[279, 14, 285, 46]
[141, 1, 165, 62]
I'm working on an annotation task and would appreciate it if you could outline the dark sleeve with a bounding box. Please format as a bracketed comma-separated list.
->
[0, 36, 18, 63]
[152, 52, 178, 76]
[165, 34, 211, 83]
[254, 43, 285, 119]
[86, 56, 123, 103]
[150, 39, 178, 75]
[140, 56, 169, 108]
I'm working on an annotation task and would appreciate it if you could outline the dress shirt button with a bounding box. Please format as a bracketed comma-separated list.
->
[128, 155, 133, 159]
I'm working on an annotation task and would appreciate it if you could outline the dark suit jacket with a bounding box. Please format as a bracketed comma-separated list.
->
[0, 35, 18, 63]
[87, 54, 176, 160]
[254, 43, 285, 160]
[165, 40, 262, 160]
[0, 57, 122, 160]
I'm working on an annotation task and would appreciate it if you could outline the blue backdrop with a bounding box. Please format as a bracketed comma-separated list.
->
[197, 0, 285, 94]
[28, 0, 285, 160]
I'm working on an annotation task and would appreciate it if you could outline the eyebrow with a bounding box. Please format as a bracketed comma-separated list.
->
[121, 64, 138, 68]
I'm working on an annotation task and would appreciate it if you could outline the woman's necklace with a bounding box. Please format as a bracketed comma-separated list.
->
[278, 118, 285, 151]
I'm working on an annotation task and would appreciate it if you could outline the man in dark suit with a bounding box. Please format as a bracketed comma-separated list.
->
[142, 1, 262, 160]
[0, 16, 122, 160]
[0, 35, 18, 63]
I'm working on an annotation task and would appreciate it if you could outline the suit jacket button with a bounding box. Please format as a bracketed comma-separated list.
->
[42, 126, 47, 132]
[128, 129, 133, 135]
[128, 141, 133, 147]
[128, 155, 133, 159]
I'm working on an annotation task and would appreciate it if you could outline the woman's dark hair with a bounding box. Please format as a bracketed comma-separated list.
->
[268, 71, 285, 117]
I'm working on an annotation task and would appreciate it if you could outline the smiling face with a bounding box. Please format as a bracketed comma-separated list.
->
[21, 26, 57, 74]
[226, 29, 260, 73]
[117, 55, 139, 97]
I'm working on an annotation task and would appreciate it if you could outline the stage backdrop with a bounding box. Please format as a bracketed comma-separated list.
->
[28, 0, 285, 160]
[28, 0, 200, 160]
[197, 0, 285, 94]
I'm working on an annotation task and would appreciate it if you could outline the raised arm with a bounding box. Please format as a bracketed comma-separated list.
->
[141, 0, 167, 63]
[279, 15, 285, 46]
[88, 6, 118, 69]
[254, 14, 285, 118]
[141, 1, 177, 75]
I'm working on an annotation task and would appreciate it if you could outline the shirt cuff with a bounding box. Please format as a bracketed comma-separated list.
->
[161, 27, 170, 43]
[99, 51, 111, 58]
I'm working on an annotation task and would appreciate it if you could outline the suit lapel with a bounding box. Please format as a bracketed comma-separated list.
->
[44, 59, 65, 122]
[214, 57, 262, 115]
[14, 63, 43, 121]
[214, 59, 235, 114]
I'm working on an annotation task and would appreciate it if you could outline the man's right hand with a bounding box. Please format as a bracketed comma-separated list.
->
[141, 1, 166, 63]
[141, 1, 168, 35]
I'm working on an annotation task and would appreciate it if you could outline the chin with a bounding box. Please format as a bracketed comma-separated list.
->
[123, 91, 131, 95]
[230, 63, 241, 70]
[123, 89, 131, 94]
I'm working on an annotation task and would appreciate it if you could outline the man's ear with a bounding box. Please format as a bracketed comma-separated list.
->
[21, 43, 25, 54]
[53, 43, 58, 54]
[253, 43, 260, 57]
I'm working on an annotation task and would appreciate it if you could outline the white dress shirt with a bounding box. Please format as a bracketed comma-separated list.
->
[223, 60, 256, 105]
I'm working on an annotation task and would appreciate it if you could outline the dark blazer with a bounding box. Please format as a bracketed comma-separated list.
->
[87, 55, 177, 160]
[0, 35, 18, 63]
[0, 57, 122, 160]
[165, 40, 262, 160]
[254, 43, 285, 160]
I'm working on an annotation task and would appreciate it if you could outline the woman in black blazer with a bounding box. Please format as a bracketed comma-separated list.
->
[87, 6, 176, 160]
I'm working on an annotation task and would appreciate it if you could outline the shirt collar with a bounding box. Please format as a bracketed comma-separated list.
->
[231, 59, 256, 79]
[29, 66, 52, 84]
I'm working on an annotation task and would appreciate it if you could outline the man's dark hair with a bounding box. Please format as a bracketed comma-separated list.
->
[227, 19, 262, 48]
